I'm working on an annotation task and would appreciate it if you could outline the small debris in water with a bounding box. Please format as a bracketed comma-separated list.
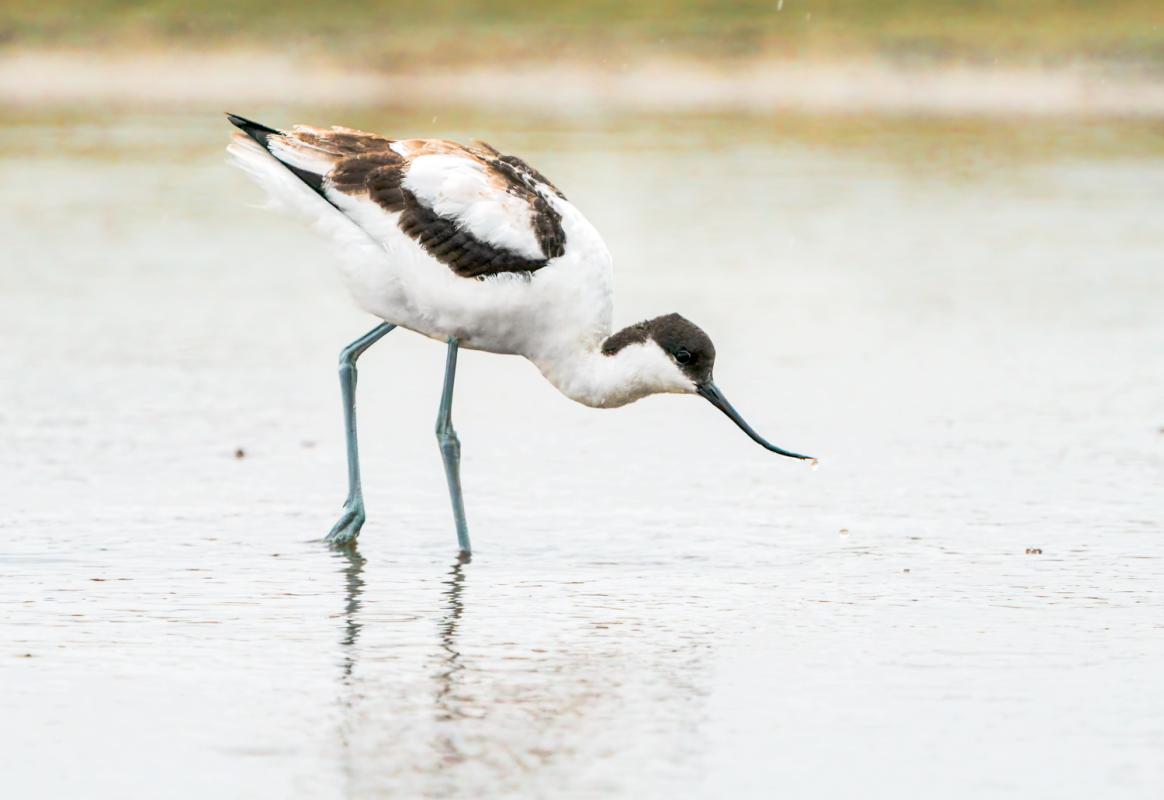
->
[1026, 548, 1043, 555]
[234, 448, 246, 459]
[903, 568, 911, 573]
[18, 653, 34, 658]
[89, 577, 106, 582]
[301, 440, 316, 448]
[839, 528, 849, 536]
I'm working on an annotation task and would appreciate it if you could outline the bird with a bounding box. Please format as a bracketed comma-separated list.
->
[225, 113, 812, 554]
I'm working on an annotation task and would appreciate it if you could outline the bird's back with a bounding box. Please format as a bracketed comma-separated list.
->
[227, 116, 613, 354]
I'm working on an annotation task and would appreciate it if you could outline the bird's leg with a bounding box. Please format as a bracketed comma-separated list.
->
[435, 338, 471, 555]
[326, 322, 397, 547]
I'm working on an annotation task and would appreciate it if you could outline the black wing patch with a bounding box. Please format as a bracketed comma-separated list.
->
[490, 156, 567, 263]
[229, 117, 568, 278]
[495, 154, 567, 200]
[331, 146, 568, 280]
[397, 192, 556, 279]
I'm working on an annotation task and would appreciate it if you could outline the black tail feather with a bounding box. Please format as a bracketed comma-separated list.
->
[226, 113, 281, 148]
[226, 112, 330, 198]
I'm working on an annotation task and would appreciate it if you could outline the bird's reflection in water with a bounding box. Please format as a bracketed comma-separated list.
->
[336, 546, 366, 684]
[331, 545, 474, 782]
[333, 544, 366, 800]
[434, 552, 471, 770]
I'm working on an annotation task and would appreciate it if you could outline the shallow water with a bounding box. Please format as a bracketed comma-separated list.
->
[1, 111, 1162, 798]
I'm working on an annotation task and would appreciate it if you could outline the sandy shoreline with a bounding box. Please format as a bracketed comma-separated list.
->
[2, 49, 1163, 117]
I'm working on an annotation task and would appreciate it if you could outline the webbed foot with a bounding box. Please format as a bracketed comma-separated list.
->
[326, 501, 365, 547]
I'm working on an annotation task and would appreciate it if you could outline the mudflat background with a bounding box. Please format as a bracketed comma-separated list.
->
[2, 2, 1163, 798]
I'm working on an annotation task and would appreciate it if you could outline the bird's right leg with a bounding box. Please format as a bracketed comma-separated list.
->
[326, 322, 397, 547]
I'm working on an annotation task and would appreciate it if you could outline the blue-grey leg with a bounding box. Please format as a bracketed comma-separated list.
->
[326, 322, 397, 547]
[435, 338, 471, 555]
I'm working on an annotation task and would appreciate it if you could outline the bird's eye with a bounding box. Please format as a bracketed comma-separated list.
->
[675, 348, 692, 365]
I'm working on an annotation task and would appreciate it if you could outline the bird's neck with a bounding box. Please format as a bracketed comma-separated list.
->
[529, 342, 646, 408]
[529, 332, 691, 409]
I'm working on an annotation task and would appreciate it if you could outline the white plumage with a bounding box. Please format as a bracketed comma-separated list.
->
[225, 114, 812, 551]
[403, 154, 547, 260]
[227, 123, 682, 408]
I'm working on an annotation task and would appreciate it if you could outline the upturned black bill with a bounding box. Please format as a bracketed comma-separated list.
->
[696, 382, 813, 461]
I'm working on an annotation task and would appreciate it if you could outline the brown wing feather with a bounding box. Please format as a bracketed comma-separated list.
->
[273, 126, 568, 279]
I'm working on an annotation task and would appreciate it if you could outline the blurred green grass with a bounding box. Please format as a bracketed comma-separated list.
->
[3, 1, 1163, 67]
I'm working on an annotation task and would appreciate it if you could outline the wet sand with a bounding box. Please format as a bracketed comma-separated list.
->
[1, 111, 1162, 797]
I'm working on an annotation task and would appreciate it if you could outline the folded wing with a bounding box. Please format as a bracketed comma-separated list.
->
[228, 116, 567, 279]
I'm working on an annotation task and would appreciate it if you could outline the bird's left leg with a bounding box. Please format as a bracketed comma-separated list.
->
[326, 322, 396, 547]
[435, 338, 471, 555]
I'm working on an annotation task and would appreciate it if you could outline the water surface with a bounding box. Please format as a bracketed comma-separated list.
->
[1, 111, 1162, 798]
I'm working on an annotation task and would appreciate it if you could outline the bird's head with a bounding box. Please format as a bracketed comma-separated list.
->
[600, 313, 813, 460]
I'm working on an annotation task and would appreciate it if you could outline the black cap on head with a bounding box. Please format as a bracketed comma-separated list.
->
[602, 313, 716, 384]
[603, 313, 812, 461]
